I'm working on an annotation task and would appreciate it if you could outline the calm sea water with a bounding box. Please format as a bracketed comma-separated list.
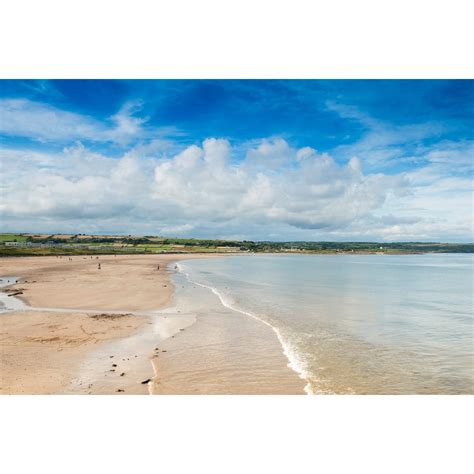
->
[178, 254, 474, 394]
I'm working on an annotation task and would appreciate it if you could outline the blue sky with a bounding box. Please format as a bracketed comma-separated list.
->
[0, 80, 473, 241]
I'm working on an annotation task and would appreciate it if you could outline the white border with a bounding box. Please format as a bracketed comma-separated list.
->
[1, 396, 472, 474]
[1, 0, 473, 78]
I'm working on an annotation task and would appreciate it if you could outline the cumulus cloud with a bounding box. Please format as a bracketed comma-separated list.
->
[0, 137, 419, 238]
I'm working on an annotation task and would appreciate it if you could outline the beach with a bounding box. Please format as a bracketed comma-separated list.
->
[2, 253, 472, 395]
[0, 254, 305, 394]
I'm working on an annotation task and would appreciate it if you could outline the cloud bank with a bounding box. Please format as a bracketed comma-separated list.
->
[1, 136, 471, 241]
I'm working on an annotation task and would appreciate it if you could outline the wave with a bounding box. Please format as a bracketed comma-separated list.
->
[176, 262, 315, 395]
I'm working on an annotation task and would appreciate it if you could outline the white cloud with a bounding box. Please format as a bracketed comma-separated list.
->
[326, 100, 448, 168]
[0, 137, 421, 239]
[0, 98, 106, 142]
[108, 101, 147, 145]
[0, 98, 171, 146]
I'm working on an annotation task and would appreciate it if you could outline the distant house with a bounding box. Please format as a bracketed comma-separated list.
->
[4, 241, 21, 246]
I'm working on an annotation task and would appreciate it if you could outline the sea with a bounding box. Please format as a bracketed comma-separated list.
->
[176, 253, 474, 394]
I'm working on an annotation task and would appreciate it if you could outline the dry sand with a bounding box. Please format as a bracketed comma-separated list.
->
[0, 254, 179, 311]
[0, 310, 146, 394]
[0, 254, 209, 394]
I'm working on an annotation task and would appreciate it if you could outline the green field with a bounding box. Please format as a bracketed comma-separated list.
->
[0, 233, 28, 242]
[0, 233, 473, 257]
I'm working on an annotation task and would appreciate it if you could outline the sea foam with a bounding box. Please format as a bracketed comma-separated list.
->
[176, 262, 315, 395]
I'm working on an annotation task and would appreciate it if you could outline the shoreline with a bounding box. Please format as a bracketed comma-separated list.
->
[1, 253, 305, 394]
[151, 262, 305, 395]
[174, 263, 309, 394]
[0, 254, 217, 394]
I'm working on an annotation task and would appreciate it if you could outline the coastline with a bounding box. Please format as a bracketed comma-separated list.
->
[150, 261, 306, 394]
[0, 254, 215, 394]
[1, 253, 304, 394]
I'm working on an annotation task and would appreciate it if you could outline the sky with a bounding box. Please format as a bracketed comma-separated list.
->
[0, 79, 473, 241]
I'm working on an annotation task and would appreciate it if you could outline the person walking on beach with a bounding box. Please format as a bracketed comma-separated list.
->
[98, 263, 101, 270]
[157, 264, 160, 271]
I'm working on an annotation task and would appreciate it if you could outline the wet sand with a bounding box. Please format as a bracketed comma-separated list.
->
[150, 268, 306, 394]
[152, 311, 306, 394]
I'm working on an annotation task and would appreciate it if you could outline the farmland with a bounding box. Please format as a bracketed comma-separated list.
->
[0, 233, 472, 257]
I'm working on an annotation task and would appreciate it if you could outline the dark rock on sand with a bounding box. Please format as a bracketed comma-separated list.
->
[91, 313, 132, 320]
[8, 291, 23, 297]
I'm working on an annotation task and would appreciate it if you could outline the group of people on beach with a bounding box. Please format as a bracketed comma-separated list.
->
[55, 254, 168, 273]
[55, 254, 167, 273]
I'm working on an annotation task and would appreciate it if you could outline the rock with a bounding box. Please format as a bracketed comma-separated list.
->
[112, 363, 117, 367]
[116, 389, 124, 392]
[91, 313, 131, 320]
[141, 379, 151, 384]
[120, 373, 125, 377]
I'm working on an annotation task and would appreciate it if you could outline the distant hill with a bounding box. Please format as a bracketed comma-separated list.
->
[1, 233, 472, 256]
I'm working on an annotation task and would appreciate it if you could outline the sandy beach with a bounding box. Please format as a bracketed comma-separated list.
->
[0, 254, 305, 394]
[0, 254, 205, 394]
[0, 309, 147, 394]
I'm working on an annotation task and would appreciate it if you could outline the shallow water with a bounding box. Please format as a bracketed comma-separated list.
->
[0, 277, 29, 312]
[152, 269, 305, 394]
[178, 254, 474, 394]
